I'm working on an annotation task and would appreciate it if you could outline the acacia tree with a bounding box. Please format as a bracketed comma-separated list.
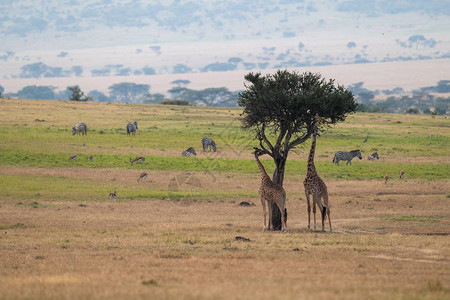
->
[68, 86, 91, 101]
[238, 70, 357, 230]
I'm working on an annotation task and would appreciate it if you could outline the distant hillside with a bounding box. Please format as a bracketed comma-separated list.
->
[1, 0, 449, 106]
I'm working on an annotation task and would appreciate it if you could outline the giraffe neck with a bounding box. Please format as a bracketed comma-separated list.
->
[307, 129, 317, 175]
[254, 155, 271, 181]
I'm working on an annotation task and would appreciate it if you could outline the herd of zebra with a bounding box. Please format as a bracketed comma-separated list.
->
[332, 149, 405, 184]
[71, 121, 404, 201]
[72, 121, 138, 136]
[70, 122, 218, 200]
[182, 136, 216, 157]
[332, 149, 381, 165]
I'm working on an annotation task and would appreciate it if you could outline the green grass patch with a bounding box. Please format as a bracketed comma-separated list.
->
[0, 223, 27, 230]
[1, 149, 448, 180]
[0, 174, 256, 203]
[384, 216, 439, 223]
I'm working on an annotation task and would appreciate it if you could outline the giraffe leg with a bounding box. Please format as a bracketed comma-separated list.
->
[327, 207, 332, 232]
[280, 194, 288, 232]
[267, 200, 273, 231]
[312, 199, 317, 231]
[281, 206, 288, 232]
[314, 195, 326, 232]
[305, 190, 311, 230]
[323, 193, 332, 232]
[274, 202, 287, 232]
[261, 196, 267, 232]
[321, 204, 326, 232]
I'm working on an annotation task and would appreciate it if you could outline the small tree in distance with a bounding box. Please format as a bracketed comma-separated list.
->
[238, 70, 357, 230]
[68, 86, 91, 101]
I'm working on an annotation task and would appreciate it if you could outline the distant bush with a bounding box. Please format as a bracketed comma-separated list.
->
[160, 99, 191, 106]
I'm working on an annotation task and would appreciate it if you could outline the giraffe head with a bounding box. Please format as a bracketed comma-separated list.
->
[252, 147, 265, 157]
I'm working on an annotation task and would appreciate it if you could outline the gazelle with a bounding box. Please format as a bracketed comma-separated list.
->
[130, 156, 145, 164]
[137, 172, 148, 182]
[109, 191, 117, 201]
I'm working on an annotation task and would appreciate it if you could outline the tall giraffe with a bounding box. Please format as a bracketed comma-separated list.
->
[252, 148, 288, 232]
[303, 126, 332, 232]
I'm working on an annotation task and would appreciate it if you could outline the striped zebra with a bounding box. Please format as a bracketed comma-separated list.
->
[332, 150, 362, 165]
[367, 152, 379, 160]
[130, 156, 145, 164]
[137, 172, 147, 182]
[126, 121, 138, 136]
[68, 154, 77, 161]
[201, 136, 216, 152]
[72, 123, 87, 135]
[109, 191, 117, 201]
[182, 147, 196, 157]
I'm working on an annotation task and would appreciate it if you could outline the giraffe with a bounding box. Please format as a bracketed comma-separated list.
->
[303, 126, 332, 232]
[252, 148, 288, 232]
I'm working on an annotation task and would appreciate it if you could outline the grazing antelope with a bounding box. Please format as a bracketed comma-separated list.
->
[109, 191, 117, 201]
[130, 156, 145, 164]
[333, 150, 362, 165]
[89, 155, 94, 162]
[384, 175, 390, 185]
[400, 170, 405, 179]
[72, 123, 87, 135]
[137, 172, 147, 182]
[68, 154, 77, 161]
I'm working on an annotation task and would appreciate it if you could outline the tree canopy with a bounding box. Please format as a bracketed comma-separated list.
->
[108, 82, 150, 103]
[239, 70, 356, 166]
[68, 85, 91, 101]
[238, 70, 356, 229]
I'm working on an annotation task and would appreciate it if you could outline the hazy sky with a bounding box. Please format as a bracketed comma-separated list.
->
[1, 0, 449, 95]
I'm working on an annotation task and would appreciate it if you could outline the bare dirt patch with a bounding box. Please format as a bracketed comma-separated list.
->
[0, 198, 449, 300]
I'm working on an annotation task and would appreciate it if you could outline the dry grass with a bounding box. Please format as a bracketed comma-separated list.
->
[0, 99, 449, 299]
[0, 167, 449, 300]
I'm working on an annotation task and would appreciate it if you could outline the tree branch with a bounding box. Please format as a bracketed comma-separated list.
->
[274, 126, 287, 156]
[260, 123, 274, 154]
[287, 128, 312, 151]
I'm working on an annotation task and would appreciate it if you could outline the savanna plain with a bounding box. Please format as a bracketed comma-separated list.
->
[0, 99, 449, 300]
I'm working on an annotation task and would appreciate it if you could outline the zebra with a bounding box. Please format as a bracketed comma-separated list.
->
[68, 154, 77, 161]
[109, 191, 117, 201]
[201, 136, 216, 152]
[130, 156, 145, 164]
[126, 121, 138, 136]
[137, 172, 147, 182]
[332, 150, 362, 165]
[182, 147, 197, 157]
[72, 123, 87, 135]
[368, 152, 379, 160]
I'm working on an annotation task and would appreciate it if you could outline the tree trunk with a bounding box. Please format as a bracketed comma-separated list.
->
[270, 157, 286, 230]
